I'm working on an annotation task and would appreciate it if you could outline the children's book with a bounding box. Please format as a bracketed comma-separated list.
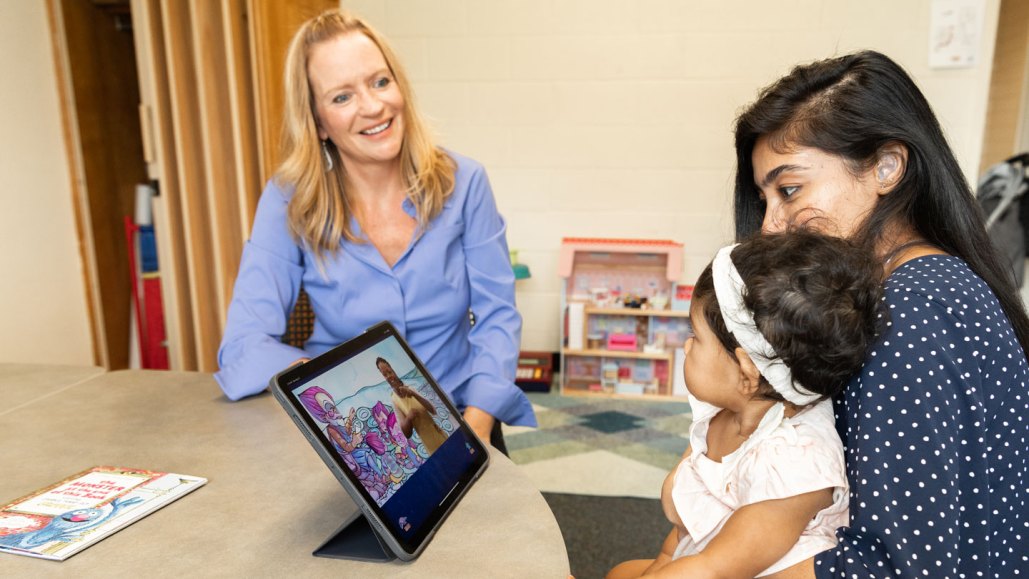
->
[0, 466, 206, 561]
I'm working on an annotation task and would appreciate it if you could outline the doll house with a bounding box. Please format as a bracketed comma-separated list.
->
[558, 238, 691, 398]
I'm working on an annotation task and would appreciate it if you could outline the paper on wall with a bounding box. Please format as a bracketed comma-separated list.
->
[929, 0, 985, 69]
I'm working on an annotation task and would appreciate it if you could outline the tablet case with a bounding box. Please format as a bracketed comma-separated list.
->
[314, 510, 395, 562]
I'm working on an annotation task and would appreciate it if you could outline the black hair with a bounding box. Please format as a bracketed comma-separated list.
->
[693, 231, 884, 402]
[732, 50, 1029, 358]
[375, 357, 390, 369]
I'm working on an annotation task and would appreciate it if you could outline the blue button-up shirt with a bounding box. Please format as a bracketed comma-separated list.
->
[215, 151, 536, 427]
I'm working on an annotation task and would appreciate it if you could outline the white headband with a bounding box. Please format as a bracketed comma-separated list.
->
[710, 244, 821, 406]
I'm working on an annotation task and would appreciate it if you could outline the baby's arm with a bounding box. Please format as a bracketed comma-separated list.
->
[643, 528, 680, 574]
[605, 529, 677, 579]
[642, 487, 832, 578]
[608, 446, 694, 579]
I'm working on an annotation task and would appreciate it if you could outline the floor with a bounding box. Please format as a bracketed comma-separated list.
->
[543, 492, 670, 579]
[502, 391, 693, 498]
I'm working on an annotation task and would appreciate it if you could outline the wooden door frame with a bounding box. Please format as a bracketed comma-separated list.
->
[46, 0, 104, 366]
[46, 0, 336, 371]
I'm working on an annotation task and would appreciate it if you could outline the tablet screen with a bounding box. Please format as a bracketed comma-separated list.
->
[279, 325, 486, 553]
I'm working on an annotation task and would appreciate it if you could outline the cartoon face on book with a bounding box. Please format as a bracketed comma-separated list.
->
[0, 496, 143, 550]
[292, 336, 457, 507]
[0, 467, 205, 561]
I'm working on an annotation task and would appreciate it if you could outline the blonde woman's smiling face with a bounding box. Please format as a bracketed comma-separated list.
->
[308, 32, 405, 169]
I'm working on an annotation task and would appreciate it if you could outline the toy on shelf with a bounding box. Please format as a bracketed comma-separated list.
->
[510, 249, 532, 280]
[672, 283, 694, 311]
[606, 333, 637, 351]
[559, 238, 683, 304]
[515, 351, 552, 392]
[558, 237, 690, 398]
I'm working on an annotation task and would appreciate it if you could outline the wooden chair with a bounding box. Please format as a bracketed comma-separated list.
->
[283, 288, 314, 348]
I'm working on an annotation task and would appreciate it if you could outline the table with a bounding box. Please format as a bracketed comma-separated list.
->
[0, 367, 569, 578]
[0, 363, 104, 416]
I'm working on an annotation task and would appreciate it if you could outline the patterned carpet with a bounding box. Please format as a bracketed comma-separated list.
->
[502, 392, 693, 498]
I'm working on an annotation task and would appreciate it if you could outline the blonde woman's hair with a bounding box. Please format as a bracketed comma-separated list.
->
[277, 9, 455, 261]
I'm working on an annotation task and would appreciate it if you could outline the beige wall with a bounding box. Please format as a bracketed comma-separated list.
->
[345, 0, 1002, 352]
[0, 1, 93, 365]
[0, 1, 1003, 364]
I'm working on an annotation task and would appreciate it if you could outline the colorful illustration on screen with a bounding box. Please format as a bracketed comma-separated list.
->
[293, 336, 456, 507]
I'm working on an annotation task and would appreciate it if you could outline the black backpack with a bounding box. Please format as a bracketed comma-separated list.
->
[977, 152, 1029, 287]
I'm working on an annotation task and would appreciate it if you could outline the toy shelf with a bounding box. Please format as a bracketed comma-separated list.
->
[558, 237, 691, 399]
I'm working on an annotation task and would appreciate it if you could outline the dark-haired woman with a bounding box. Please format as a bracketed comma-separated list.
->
[734, 50, 1029, 577]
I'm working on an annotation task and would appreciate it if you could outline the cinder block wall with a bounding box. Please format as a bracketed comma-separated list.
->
[344, 0, 1001, 352]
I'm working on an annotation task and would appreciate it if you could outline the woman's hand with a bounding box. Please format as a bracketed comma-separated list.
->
[394, 384, 418, 398]
[397, 386, 439, 415]
[463, 406, 495, 445]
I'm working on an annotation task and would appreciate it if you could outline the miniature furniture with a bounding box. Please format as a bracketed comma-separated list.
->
[0, 365, 569, 577]
[558, 238, 691, 398]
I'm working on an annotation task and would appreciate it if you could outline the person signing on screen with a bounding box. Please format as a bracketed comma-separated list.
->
[375, 357, 447, 455]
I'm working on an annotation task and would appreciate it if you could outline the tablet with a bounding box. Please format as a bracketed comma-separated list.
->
[270, 321, 490, 561]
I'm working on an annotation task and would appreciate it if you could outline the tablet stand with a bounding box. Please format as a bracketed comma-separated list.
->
[313, 511, 397, 562]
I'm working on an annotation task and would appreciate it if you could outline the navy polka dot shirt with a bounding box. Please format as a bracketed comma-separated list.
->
[814, 256, 1029, 578]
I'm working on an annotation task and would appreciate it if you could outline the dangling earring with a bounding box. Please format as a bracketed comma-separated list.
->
[322, 140, 334, 172]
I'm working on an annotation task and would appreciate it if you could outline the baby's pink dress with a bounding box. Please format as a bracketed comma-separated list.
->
[670, 397, 848, 576]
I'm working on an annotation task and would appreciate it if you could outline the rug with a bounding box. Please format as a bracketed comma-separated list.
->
[502, 392, 693, 498]
[543, 492, 669, 579]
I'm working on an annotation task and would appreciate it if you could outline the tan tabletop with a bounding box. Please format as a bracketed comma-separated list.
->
[0, 369, 569, 578]
[0, 363, 104, 416]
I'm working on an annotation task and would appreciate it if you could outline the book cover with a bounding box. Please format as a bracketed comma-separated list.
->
[0, 466, 206, 561]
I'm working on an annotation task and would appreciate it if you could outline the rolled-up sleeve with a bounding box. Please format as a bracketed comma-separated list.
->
[457, 165, 536, 427]
[215, 181, 309, 400]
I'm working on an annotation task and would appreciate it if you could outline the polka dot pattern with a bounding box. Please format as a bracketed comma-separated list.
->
[814, 256, 1029, 578]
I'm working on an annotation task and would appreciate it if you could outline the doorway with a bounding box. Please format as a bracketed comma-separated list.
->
[48, 0, 147, 369]
[49, 0, 337, 372]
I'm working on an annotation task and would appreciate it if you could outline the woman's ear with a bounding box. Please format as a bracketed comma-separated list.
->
[314, 108, 328, 141]
[875, 142, 908, 195]
[733, 347, 763, 397]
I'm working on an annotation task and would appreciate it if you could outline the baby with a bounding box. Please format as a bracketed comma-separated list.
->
[608, 231, 883, 578]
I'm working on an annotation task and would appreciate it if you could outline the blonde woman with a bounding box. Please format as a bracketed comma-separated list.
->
[215, 9, 535, 450]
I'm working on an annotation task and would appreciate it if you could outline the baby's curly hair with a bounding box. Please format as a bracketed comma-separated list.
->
[693, 231, 885, 402]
